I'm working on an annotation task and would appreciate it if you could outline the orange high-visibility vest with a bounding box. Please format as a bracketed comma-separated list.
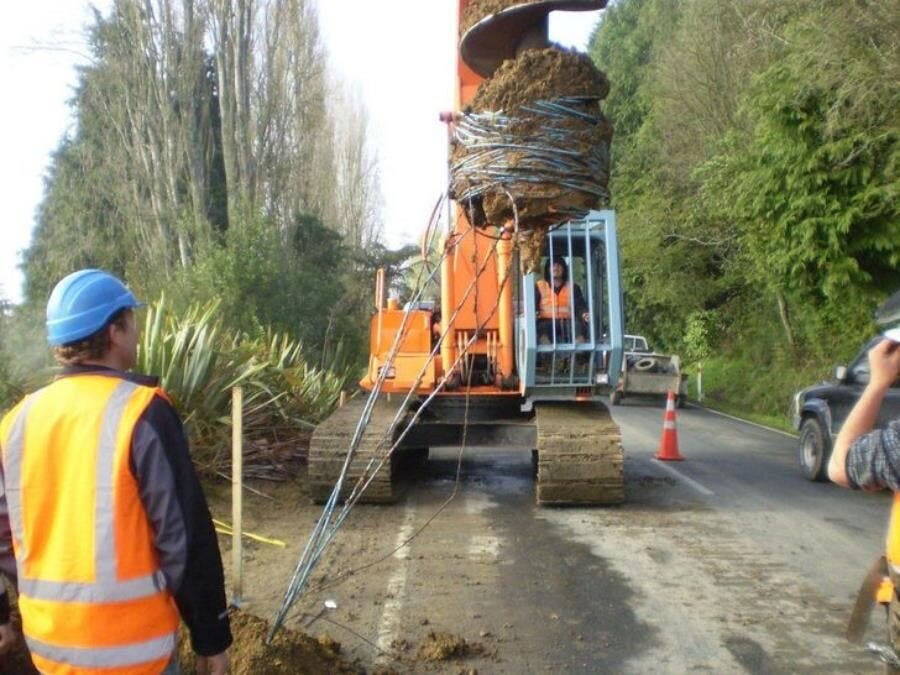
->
[0, 375, 180, 675]
[536, 280, 572, 319]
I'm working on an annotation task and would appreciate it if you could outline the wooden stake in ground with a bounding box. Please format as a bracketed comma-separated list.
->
[231, 386, 243, 606]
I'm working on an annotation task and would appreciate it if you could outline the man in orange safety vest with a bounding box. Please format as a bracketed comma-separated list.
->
[535, 257, 590, 345]
[0, 269, 231, 674]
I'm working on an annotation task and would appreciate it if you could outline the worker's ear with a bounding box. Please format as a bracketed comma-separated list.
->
[107, 310, 135, 350]
[105, 322, 124, 352]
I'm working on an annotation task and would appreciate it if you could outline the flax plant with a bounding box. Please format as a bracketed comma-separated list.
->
[138, 295, 351, 470]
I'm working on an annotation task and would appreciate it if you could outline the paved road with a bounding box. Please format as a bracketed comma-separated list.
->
[300, 400, 889, 673]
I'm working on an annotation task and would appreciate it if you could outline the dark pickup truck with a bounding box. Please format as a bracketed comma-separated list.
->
[793, 336, 900, 481]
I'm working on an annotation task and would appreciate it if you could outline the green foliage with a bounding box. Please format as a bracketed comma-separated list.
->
[0, 305, 55, 414]
[138, 295, 350, 467]
[726, 74, 898, 293]
[683, 310, 717, 364]
[22, 0, 385, 387]
[23, 137, 130, 308]
[0, 305, 22, 413]
[591, 0, 900, 423]
[392, 235, 440, 306]
[591, 0, 681, 147]
[138, 205, 401, 372]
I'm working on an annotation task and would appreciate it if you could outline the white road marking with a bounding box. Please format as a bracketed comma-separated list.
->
[464, 492, 494, 515]
[464, 493, 502, 561]
[651, 458, 715, 496]
[375, 506, 417, 658]
[468, 533, 501, 562]
[689, 403, 798, 438]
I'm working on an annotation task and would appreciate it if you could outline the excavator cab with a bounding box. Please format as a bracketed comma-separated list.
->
[516, 210, 623, 402]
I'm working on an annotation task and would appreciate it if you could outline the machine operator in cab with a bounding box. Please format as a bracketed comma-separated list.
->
[535, 257, 589, 345]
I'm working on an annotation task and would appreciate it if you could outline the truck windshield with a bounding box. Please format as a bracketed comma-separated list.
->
[624, 336, 648, 352]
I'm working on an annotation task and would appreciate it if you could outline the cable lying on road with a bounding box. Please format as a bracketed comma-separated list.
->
[268, 195, 518, 642]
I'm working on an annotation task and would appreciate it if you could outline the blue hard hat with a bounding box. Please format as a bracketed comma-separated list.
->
[46, 269, 143, 346]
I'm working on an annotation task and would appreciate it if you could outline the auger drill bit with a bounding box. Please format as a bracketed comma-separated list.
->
[460, 0, 607, 78]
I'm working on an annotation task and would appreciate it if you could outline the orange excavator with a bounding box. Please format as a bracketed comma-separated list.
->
[308, 0, 624, 506]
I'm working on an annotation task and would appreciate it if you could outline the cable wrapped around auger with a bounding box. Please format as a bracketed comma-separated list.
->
[449, 96, 611, 273]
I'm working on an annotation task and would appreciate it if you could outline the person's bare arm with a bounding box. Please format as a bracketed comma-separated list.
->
[828, 339, 900, 486]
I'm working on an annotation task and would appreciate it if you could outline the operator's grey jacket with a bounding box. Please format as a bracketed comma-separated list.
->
[0, 365, 233, 657]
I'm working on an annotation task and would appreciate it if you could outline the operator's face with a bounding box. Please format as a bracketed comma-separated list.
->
[551, 261, 564, 281]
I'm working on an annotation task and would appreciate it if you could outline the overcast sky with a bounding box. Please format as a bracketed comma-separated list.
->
[0, 1, 603, 304]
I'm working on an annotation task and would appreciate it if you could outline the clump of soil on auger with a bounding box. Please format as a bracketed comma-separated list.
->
[450, 47, 612, 272]
[470, 47, 609, 112]
[417, 631, 486, 661]
[461, 0, 528, 35]
[177, 609, 360, 674]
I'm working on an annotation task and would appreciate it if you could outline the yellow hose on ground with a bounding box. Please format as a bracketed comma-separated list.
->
[213, 518, 286, 548]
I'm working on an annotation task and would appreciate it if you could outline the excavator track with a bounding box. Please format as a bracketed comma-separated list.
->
[307, 397, 409, 504]
[534, 401, 623, 505]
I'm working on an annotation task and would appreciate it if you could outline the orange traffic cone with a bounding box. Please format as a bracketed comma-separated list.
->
[656, 391, 685, 461]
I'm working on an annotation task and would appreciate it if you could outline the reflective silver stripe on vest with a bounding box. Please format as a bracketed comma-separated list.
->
[7, 380, 166, 603]
[18, 571, 165, 603]
[26, 632, 176, 668]
[3, 393, 42, 564]
[96, 381, 143, 583]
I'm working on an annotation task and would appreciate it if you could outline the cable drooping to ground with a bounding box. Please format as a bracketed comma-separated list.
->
[268, 195, 519, 642]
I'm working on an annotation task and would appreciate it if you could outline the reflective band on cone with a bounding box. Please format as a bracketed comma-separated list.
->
[656, 391, 685, 461]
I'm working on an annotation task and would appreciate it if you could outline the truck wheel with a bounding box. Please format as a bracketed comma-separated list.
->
[675, 394, 685, 409]
[798, 417, 831, 482]
[610, 390, 622, 406]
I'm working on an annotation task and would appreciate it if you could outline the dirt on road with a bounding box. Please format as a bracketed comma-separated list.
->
[200, 474, 499, 674]
[1, 433, 880, 674]
[198, 432, 881, 674]
[177, 609, 358, 674]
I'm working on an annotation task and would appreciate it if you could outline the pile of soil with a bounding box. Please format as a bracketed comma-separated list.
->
[470, 47, 609, 111]
[451, 48, 612, 272]
[0, 608, 357, 675]
[417, 631, 486, 661]
[461, 0, 526, 34]
[177, 609, 360, 674]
